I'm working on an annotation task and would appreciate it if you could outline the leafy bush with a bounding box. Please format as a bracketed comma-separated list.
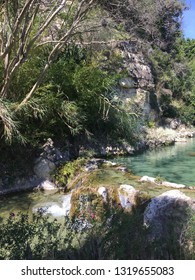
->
[1, 204, 195, 260]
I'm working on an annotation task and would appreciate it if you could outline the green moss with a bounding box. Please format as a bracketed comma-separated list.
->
[70, 186, 105, 221]
[53, 158, 87, 189]
[155, 175, 166, 184]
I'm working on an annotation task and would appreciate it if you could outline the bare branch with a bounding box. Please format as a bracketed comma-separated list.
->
[14, 0, 96, 111]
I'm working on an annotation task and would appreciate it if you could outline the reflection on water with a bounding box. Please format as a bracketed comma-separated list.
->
[115, 138, 195, 186]
[0, 189, 65, 220]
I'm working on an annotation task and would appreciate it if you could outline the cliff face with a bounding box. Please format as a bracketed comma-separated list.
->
[115, 41, 159, 121]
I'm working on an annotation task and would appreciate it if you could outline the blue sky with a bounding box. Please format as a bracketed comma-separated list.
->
[182, 0, 195, 39]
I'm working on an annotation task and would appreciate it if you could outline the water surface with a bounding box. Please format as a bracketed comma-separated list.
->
[115, 138, 195, 186]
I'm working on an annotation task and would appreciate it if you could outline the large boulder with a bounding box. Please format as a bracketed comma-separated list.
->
[144, 190, 192, 240]
[34, 158, 56, 179]
[34, 138, 69, 179]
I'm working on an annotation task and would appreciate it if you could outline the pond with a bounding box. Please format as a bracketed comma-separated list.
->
[0, 189, 67, 222]
[115, 138, 195, 186]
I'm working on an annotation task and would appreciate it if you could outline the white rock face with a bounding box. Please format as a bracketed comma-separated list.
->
[118, 184, 138, 210]
[98, 187, 108, 202]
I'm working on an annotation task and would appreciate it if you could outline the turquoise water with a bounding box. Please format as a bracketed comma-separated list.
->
[115, 138, 195, 186]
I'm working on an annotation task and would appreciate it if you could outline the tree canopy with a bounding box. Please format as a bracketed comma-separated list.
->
[0, 0, 193, 145]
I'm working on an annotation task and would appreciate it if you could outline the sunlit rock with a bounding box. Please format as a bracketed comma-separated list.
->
[118, 184, 138, 210]
[37, 180, 57, 190]
[98, 186, 108, 202]
[162, 181, 186, 189]
[140, 176, 156, 183]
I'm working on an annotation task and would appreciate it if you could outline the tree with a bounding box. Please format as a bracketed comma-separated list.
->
[0, 0, 96, 141]
[0, 0, 187, 142]
[99, 0, 186, 51]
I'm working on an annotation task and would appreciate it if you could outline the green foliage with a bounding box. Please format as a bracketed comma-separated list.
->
[100, 0, 185, 51]
[0, 212, 70, 260]
[148, 38, 194, 120]
[147, 121, 156, 128]
[54, 158, 86, 189]
[1, 205, 194, 260]
[166, 39, 195, 125]
[155, 175, 166, 184]
[182, 42, 195, 124]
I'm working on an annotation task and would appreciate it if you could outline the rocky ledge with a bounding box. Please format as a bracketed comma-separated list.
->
[140, 175, 195, 190]
[79, 124, 195, 157]
[139, 124, 195, 151]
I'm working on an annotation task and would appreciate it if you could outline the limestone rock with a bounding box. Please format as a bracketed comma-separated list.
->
[37, 180, 57, 190]
[34, 138, 70, 179]
[98, 186, 108, 202]
[34, 158, 56, 179]
[114, 41, 159, 121]
[144, 190, 192, 239]
[162, 181, 186, 189]
[119, 77, 137, 89]
[118, 184, 138, 210]
[40, 138, 68, 164]
[140, 175, 186, 189]
[140, 176, 156, 183]
[119, 42, 154, 91]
